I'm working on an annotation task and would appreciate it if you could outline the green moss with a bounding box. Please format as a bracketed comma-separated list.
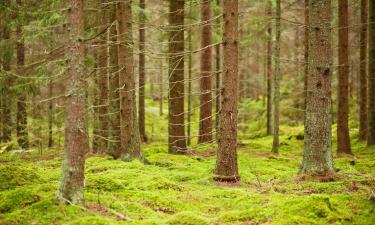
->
[0, 188, 40, 213]
[0, 165, 41, 191]
[63, 216, 121, 225]
[167, 212, 209, 225]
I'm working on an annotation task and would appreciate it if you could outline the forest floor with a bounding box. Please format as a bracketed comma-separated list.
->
[1, 97, 375, 225]
[1, 124, 374, 225]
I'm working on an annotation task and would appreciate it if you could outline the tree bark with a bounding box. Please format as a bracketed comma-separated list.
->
[108, 1, 121, 157]
[117, 0, 142, 160]
[337, 0, 352, 154]
[266, 2, 273, 136]
[168, 0, 187, 154]
[301, 0, 335, 175]
[215, 0, 221, 140]
[16, 0, 29, 149]
[138, 0, 147, 142]
[198, 0, 213, 143]
[57, 0, 88, 205]
[272, 0, 281, 153]
[368, 0, 375, 145]
[359, 0, 368, 141]
[304, 0, 309, 116]
[187, 12, 192, 146]
[48, 80, 53, 148]
[214, 0, 239, 182]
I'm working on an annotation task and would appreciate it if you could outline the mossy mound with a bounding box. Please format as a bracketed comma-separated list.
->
[0, 165, 41, 191]
[167, 212, 209, 225]
[0, 188, 40, 213]
[63, 216, 121, 225]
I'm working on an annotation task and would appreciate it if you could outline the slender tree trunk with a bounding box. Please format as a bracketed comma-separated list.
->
[16, 0, 29, 149]
[266, 2, 273, 136]
[368, 0, 375, 145]
[215, 0, 221, 140]
[359, 0, 368, 141]
[301, 0, 335, 175]
[304, 0, 309, 115]
[337, 0, 352, 154]
[57, 0, 88, 205]
[168, 0, 187, 154]
[198, 0, 213, 143]
[48, 80, 53, 148]
[187, 18, 192, 146]
[159, 59, 163, 116]
[117, 0, 142, 160]
[95, 0, 109, 153]
[214, 0, 239, 182]
[138, 0, 147, 142]
[108, 1, 121, 157]
[272, 0, 281, 153]
[92, 50, 99, 152]
[1, 0, 12, 143]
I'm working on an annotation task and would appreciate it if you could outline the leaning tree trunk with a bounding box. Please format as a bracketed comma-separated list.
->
[138, 0, 147, 143]
[301, 0, 335, 175]
[198, 0, 213, 143]
[359, 0, 368, 141]
[272, 0, 281, 153]
[266, 2, 273, 136]
[337, 0, 352, 154]
[368, 0, 375, 145]
[16, 0, 29, 149]
[108, 1, 121, 157]
[168, 0, 187, 154]
[95, 0, 109, 153]
[57, 0, 88, 205]
[214, 0, 239, 183]
[117, 0, 142, 160]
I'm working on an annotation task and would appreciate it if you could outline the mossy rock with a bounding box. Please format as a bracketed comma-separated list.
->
[0, 165, 41, 191]
[0, 188, 40, 213]
[167, 212, 209, 225]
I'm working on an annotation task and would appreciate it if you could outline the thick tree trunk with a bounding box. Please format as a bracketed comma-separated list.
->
[368, 0, 375, 145]
[16, 0, 29, 149]
[337, 0, 352, 154]
[117, 0, 142, 160]
[272, 0, 281, 153]
[95, 0, 109, 153]
[301, 0, 335, 175]
[138, 0, 147, 143]
[57, 0, 88, 205]
[168, 0, 187, 154]
[214, 0, 239, 182]
[198, 0, 213, 143]
[266, 3, 273, 136]
[108, 1, 121, 157]
[359, 0, 368, 141]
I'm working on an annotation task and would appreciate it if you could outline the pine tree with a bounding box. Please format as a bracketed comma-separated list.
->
[368, 0, 375, 145]
[214, 0, 239, 182]
[57, 0, 88, 205]
[359, 0, 368, 141]
[138, 0, 147, 143]
[266, 1, 273, 136]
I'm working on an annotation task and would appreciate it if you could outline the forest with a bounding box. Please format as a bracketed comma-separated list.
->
[0, 0, 374, 224]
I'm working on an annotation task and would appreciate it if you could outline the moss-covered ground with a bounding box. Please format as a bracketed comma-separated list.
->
[0, 99, 374, 224]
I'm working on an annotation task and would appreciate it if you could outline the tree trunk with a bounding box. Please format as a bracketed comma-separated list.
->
[117, 0, 142, 160]
[16, 0, 29, 149]
[168, 0, 187, 154]
[272, 0, 280, 153]
[159, 59, 163, 116]
[198, 0, 213, 143]
[138, 0, 147, 143]
[301, 0, 335, 175]
[108, 1, 121, 157]
[368, 0, 375, 145]
[266, 2, 273, 136]
[359, 0, 368, 141]
[337, 0, 352, 154]
[57, 0, 88, 205]
[187, 15, 192, 146]
[214, 0, 239, 182]
[304, 0, 309, 116]
[95, 0, 109, 153]
[48, 80, 53, 148]
[215, 0, 221, 141]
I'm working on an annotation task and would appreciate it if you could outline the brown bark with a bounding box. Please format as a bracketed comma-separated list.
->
[301, 0, 335, 175]
[214, 0, 239, 182]
[159, 58, 163, 116]
[187, 15, 192, 146]
[16, 0, 29, 149]
[198, 0, 213, 143]
[272, 0, 280, 153]
[57, 0, 88, 205]
[368, 0, 375, 145]
[95, 0, 109, 153]
[266, 3, 273, 136]
[304, 0, 309, 114]
[337, 0, 352, 154]
[168, 0, 187, 154]
[215, 0, 221, 140]
[359, 0, 368, 141]
[108, 1, 121, 157]
[48, 80, 53, 148]
[138, 0, 147, 142]
[117, 0, 142, 160]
